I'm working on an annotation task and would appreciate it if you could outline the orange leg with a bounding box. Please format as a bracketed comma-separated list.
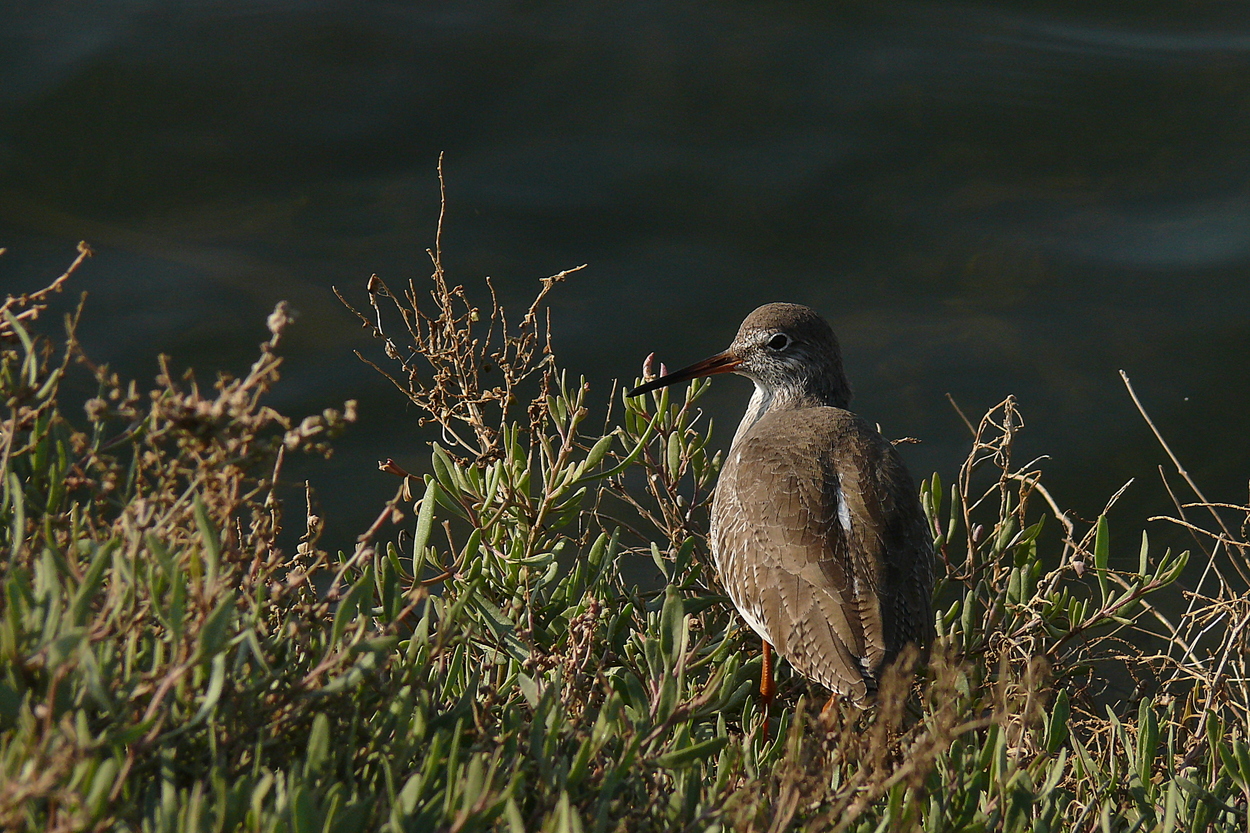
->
[760, 641, 775, 740]
[820, 690, 839, 723]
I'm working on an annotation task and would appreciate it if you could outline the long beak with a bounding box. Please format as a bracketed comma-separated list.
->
[627, 350, 741, 397]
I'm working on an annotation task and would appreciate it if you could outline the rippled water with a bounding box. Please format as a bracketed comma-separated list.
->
[2, 2, 1248, 554]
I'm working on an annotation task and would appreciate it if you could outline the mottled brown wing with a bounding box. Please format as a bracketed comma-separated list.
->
[863, 423, 937, 661]
[710, 407, 933, 701]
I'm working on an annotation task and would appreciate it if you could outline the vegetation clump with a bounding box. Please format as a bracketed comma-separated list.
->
[0, 220, 1247, 831]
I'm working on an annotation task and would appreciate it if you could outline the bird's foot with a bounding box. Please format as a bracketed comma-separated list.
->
[818, 691, 843, 728]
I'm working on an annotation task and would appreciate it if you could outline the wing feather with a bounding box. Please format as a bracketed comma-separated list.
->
[710, 406, 933, 701]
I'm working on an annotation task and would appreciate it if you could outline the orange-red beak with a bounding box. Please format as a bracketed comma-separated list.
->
[627, 350, 742, 397]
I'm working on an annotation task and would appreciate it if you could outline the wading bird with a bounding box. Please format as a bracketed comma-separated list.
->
[629, 303, 934, 717]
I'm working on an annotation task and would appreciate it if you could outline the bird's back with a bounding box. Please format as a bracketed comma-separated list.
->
[710, 406, 934, 701]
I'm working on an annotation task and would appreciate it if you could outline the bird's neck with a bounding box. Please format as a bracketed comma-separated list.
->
[731, 378, 852, 450]
[731, 382, 775, 449]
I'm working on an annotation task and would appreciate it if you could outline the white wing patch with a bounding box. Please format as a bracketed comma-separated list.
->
[837, 473, 862, 600]
[836, 474, 852, 534]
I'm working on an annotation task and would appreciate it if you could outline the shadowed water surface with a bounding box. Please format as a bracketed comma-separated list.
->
[2, 1, 1248, 560]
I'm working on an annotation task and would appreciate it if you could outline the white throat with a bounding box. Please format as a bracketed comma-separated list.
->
[731, 379, 775, 449]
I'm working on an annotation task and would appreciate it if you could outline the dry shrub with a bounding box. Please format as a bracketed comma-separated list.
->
[1, 185, 1246, 832]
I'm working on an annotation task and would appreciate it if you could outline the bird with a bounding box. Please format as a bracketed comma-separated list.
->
[628, 302, 934, 712]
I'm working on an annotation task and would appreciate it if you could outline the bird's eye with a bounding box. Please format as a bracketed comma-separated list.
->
[767, 333, 790, 350]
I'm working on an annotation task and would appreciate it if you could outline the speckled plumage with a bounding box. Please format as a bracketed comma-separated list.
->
[630, 303, 934, 703]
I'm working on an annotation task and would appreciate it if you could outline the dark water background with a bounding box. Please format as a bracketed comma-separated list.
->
[2, 2, 1249, 569]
